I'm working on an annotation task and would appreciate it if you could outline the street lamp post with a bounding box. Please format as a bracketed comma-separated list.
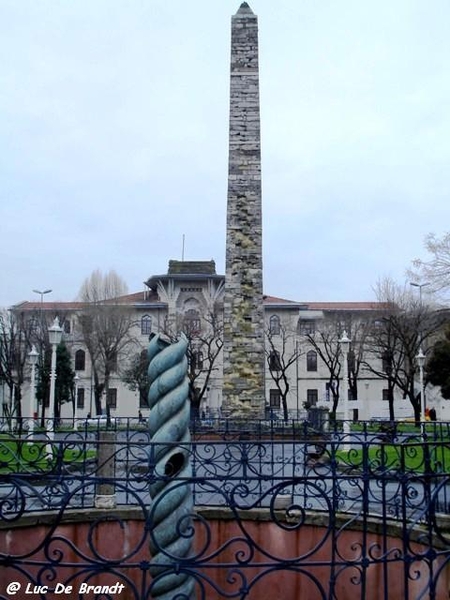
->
[33, 288, 52, 304]
[409, 281, 430, 304]
[339, 330, 351, 452]
[32, 288, 52, 425]
[410, 282, 430, 437]
[48, 317, 63, 441]
[33, 288, 52, 335]
[28, 346, 39, 435]
[416, 348, 426, 438]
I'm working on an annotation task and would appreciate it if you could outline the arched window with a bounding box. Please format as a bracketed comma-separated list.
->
[141, 314, 152, 336]
[75, 349, 85, 371]
[269, 350, 282, 372]
[184, 309, 201, 335]
[269, 315, 280, 335]
[306, 350, 317, 372]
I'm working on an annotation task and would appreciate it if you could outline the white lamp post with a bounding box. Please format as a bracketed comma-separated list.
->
[339, 330, 351, 451]
[416, 347, 426, 438]
[48, 317, 63, 440]
[28, 345, 39, 435]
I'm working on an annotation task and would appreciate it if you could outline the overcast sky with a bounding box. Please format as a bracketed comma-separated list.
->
[1, 1, 449, 308]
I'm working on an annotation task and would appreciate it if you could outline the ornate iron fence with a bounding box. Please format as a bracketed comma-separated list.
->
[1, 421, 450, 598]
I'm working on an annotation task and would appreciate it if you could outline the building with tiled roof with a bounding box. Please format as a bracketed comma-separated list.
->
[7, 258, 431, 424]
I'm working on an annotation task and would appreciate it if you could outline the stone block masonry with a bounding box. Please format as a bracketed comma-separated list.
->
[222, 3, 265, 418]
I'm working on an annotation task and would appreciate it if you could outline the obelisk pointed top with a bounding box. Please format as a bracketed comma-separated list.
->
[236, 2, 254, 15]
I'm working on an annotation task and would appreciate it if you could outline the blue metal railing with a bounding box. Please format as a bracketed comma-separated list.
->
[1, 419, 450, 518]
[2, 419, 450, 599]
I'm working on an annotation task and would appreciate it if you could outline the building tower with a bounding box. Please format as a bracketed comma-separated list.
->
[222, 2, 265, 418]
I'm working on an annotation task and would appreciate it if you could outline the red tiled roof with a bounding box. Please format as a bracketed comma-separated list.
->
[262, 297, 386, 311]
[301, 302, 386, 311]
[263, 295, 300, 305]
[12, 301, 86, 311]
[12, 290, 162, 311]
[115, 291, 161, 304]
[12, 295, 385, 312]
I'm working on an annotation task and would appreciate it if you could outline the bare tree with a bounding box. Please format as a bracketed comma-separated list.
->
[77, 270, 136, 421]
[305, 323, 343, 413]
[303, 312, 370, 416]
[266, 323, 302, 421]
[163, 310, 223, 419]
[364, 278, 445, 423]
[346, 319, 372, 402]
[408, 232, 450, 298]
[0, 309, 34, 426]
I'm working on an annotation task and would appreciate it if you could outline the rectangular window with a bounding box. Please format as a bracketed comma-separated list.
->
[299, 320, 315, 335]
[306, 351, 317, 372]
[77, 388, 85, 410]
[269, 389, 281, 408]
[107, 388, 117, 409]
[382, 389, 389, 401]
[307, 389, 318, 406]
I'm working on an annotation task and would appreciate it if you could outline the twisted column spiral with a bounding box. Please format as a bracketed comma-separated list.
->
[147, 333, 195, 600]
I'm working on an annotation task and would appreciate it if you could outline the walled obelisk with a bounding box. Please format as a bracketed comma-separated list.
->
[222, 2, 265, 418]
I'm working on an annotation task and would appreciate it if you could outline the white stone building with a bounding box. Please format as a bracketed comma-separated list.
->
[9, 259, 443, 423]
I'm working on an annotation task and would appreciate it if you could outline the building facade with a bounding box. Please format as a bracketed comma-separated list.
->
[8, 259, 443, 424]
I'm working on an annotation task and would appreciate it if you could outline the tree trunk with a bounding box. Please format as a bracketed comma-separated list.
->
[388, 380, 395, 421]
[282, 395, 288, 422]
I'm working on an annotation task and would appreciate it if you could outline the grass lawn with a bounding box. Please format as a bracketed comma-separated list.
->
[0, 436, 96, 474]
[337, 442, 450, 474]
[350, 422, 450, 436]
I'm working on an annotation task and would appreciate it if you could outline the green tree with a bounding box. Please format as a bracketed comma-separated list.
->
[122, 349, 150, 408]
[36, 342, 75, 421]
[36, 347, 50, 420]
[426, 327, 450, 399]
[55, 342, 75, 419]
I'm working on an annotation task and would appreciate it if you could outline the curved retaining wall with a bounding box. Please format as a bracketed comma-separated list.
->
[1, 508, 449, 599]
